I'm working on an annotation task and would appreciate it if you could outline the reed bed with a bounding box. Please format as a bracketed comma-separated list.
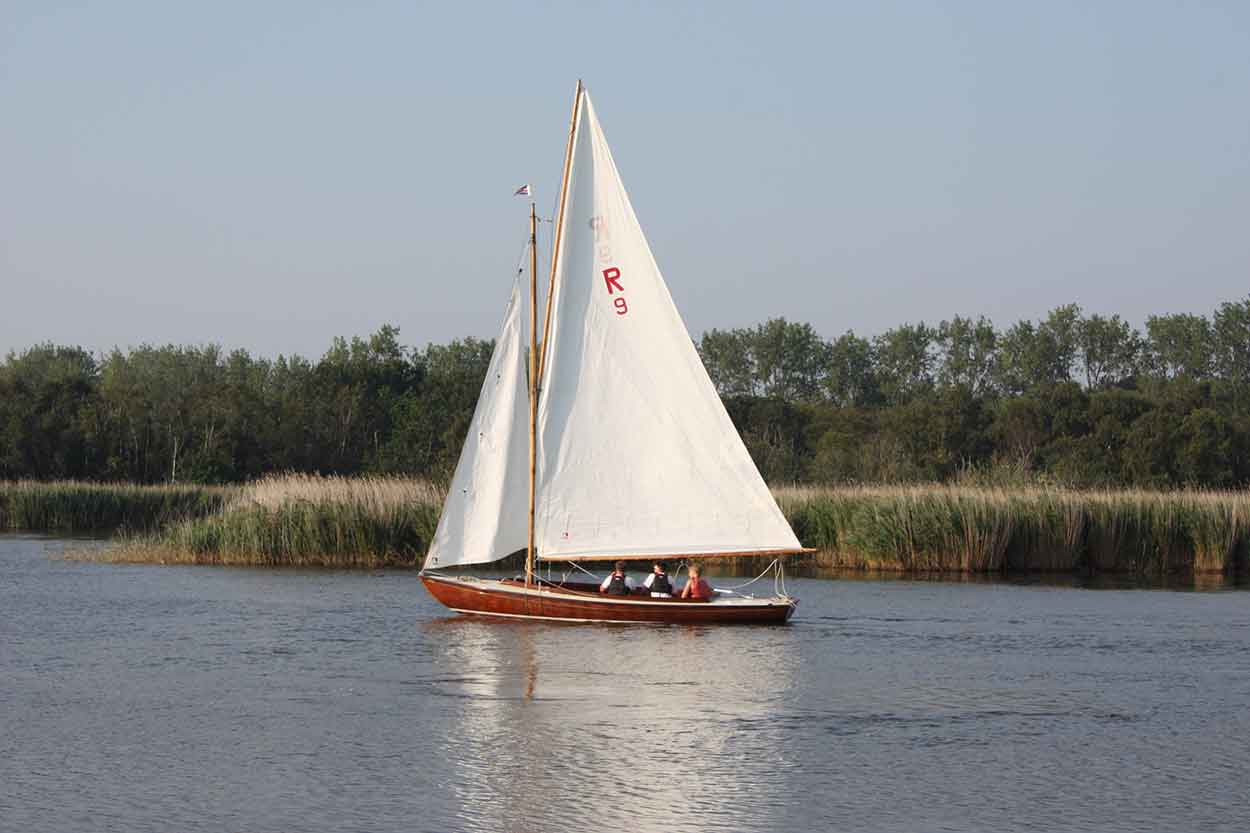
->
[100, 474, 442, 568]
[40, 475, 1250, 574]
[0, 480, 230, 532]
[776, 484, 1250, 575]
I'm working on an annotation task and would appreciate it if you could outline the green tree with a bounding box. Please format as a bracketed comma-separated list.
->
[1212, 297, 1250, 384]
[873, 323, 935, 405]
[993, 397, 1047, 462]
[3, 299, 1249, 489]
[749, 318, 830, 402]
[1145, 313, 1212, 379]
[809, 407, 878, 482]
[995, 305, 1082, 394]
[1085, 389, 1154, 484]
[698, 328, 754, 397]
[313, 325, 419, 474]
[1175, 408, 1233, 486]
[722, 396, 811, 483]
[1078, 313, 1142, 388]
[265, 354, 321, 472]
[97, 345, 210, 483]
[927, 385, 994, 476]
[824, 332, 878, 407]
[0, 344, 99, 479]
[1122, 410, 1180, 487]
[937, 316, 998, 395]
[380, 337, 491, 478]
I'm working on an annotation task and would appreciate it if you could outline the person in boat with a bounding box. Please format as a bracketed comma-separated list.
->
[641, 561, 673, 597]
[680, 563, 715, 601]
[598, 561, 635, 595]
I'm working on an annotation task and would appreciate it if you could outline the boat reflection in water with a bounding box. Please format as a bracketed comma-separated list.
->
[422, 615, 801, 833]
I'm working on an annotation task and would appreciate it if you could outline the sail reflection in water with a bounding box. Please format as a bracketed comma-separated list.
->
[422, 617, 801, 833]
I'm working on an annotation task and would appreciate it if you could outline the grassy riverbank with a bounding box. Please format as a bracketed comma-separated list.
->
[0, 480, 229, 532]
[16, 475, 1246, 575]
[777, 485, 1250, 575]
[97, 475, 442, 568]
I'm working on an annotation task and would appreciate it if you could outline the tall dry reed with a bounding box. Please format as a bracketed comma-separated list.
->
[0, 480, 230, 532]
[53, 475, 1250, 574]
[778, 484, 1250, 575]
[103, 474, 444, 567]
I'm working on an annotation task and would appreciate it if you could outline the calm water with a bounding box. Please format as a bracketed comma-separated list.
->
[2, 535, 1248, 833]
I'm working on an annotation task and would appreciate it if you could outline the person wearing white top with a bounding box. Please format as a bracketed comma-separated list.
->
[598, 561, 635, 595]
[642, 562, 673, 597]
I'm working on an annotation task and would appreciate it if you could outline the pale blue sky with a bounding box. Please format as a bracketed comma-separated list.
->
[3, 1, 1248, 358]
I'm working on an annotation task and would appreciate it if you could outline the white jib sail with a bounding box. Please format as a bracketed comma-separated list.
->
[535, 90, 801, 560]
[424, 280, 531, 569]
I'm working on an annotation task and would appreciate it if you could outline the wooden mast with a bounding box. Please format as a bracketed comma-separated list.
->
[526, 80, 582, 585]
[536, 79, 582, 386]
[525, 201, 538, 587]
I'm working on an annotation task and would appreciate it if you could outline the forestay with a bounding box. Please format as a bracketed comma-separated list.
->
[535, 91, 802, 560]
[424, 281, 531, 569]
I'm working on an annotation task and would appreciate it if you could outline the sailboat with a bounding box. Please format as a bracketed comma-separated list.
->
[420, 82, 810, 624]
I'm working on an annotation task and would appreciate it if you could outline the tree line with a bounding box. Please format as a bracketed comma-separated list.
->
[3, 298, 1249, 487]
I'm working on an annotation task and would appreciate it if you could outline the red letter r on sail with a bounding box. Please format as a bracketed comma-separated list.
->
[603, 268, 623, 294]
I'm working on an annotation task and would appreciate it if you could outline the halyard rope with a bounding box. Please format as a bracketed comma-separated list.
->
[711, 558, 782, 596]
[566, 561, 602, 581]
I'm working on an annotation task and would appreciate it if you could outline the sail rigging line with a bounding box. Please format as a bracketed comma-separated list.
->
[510, 230, 532, 280]
[707, 558, 792, 598]
[564, 560, 602, 579]
[709, 559, 780, 593]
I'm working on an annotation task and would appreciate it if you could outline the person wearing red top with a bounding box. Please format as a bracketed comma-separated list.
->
[680, 563, 715, 600]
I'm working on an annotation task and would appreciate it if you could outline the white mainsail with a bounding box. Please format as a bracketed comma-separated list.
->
[535, 90, 802, 561]
[424, 280, 531, 569]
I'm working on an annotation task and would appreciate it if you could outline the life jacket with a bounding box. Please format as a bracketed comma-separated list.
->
[650, 572, 672, 595]
[686, 578, 711, 600]
[606, 573, 629, 595]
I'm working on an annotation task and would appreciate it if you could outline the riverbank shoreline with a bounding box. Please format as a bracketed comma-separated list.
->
[8, 476, 1247, 576]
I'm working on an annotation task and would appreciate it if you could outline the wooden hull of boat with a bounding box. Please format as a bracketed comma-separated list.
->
[421, 574, 795, 624]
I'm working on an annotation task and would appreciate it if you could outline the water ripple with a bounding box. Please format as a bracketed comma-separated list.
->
[3, 535, 1249, 832]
